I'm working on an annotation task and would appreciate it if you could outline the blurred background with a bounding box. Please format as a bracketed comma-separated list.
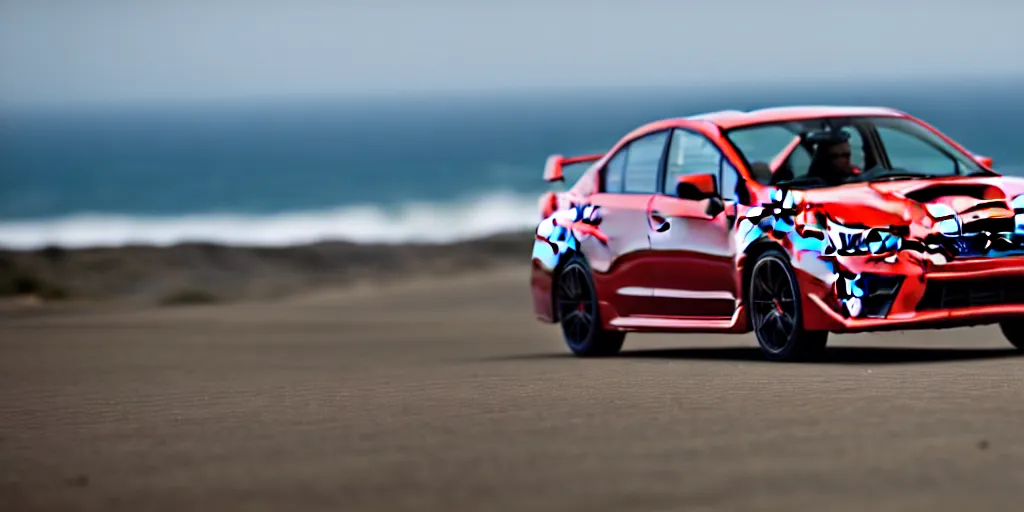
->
[2, 0, 1022, 250]
[5, 4, 1024, 511]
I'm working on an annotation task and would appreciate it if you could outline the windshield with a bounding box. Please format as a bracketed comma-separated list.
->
[723, 115, 991, 188]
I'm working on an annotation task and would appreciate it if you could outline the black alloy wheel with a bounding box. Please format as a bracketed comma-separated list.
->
[555, 256, 624, 357]
[749, 249, 828, 361]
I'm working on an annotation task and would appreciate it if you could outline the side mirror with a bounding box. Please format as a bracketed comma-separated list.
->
[973, 154, 994, 168]
[676, 173, 717, 200]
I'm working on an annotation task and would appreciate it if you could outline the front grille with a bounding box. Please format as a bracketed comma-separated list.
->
[961, 216, 1014, 234]
[916, 276, 1024, 311]
[925, 232, 1021, 259]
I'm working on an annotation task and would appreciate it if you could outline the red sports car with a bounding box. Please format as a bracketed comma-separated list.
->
[530, 106, 1024, 361]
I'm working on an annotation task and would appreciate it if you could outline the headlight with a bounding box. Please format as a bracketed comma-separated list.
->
[1012, 194, 1024, 212]
[1012, 194, 1024, 234]
[924, 203, 955, 218]
[924, 203, 961, 236]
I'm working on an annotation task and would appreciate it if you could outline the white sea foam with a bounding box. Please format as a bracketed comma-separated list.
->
[0, 191, 543, 250]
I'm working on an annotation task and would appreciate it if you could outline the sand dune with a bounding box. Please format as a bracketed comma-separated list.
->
[0, 231, 533, 306]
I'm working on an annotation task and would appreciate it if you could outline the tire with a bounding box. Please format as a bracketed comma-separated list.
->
[997, 319, 1024, 351]
[554, 256, 625, 357]
[747, 248, 829, 362]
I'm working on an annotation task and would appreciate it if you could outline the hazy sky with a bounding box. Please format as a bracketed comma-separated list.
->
[1, 0, 1021, 107]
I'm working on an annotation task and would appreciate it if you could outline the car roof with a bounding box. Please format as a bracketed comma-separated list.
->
[684, 105, 908, 130]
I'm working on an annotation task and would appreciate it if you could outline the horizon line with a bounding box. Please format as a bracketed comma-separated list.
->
[2, 71, 1022, 113]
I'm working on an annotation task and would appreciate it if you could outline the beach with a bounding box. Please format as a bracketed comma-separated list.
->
[5, 6, 1024, 509]
[2, 233, 1024, 511]
[0, 231, 534, 307]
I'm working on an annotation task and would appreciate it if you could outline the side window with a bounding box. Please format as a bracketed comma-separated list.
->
[727, 125, 813, 184]
[876, 126, 956, 174]
[623, 131, 669, 194]
[721, 159, 740, 200]
[603, 149, 627, 193]
[664, 128, 726, 194]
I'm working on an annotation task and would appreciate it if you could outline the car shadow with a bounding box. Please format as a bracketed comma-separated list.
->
[619, 346, 1023, 365]
[495, 346, 1023, 365]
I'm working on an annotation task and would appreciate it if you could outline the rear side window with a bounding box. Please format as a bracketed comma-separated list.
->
[622, 130, 668, 194]
[603, 150, 627, 193]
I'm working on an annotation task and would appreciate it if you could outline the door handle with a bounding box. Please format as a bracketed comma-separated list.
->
[649, 210, 670, 232]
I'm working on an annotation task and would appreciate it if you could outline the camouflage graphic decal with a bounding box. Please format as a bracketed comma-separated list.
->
[532, 204, 605, 271]
[736, 189, 1024, 318]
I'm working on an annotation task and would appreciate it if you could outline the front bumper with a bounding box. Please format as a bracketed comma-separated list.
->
[803, 255, 1024, 333]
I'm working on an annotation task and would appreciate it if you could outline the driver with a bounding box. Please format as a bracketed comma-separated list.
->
[808, 137, 859, 186]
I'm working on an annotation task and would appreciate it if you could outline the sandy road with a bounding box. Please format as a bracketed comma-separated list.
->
[2, 265, 1024, 511]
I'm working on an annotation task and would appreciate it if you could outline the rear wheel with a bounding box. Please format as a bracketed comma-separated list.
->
[748, 249, 828, 362]
[555, 256, 625, 357]
[997, 319, 1024, 351]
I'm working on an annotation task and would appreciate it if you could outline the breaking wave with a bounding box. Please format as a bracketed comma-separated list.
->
[0, 191, 542, 250]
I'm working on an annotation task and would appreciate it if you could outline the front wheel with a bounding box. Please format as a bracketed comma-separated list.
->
[555, 256, 625, 357]
[997, 319, 1024, 351]
[748, 249, 828, 362]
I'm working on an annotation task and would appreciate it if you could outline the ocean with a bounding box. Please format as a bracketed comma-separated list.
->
[1, 77, 1022, 249]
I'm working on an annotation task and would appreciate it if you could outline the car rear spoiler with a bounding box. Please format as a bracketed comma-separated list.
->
[543, 153, 604, 182]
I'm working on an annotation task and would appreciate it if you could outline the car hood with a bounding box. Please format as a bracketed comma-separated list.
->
[795, 175, 1024, 234]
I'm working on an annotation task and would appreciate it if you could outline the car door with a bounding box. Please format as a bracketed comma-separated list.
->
[644, 127, 739, 318]
[577, 129, 669, 317]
